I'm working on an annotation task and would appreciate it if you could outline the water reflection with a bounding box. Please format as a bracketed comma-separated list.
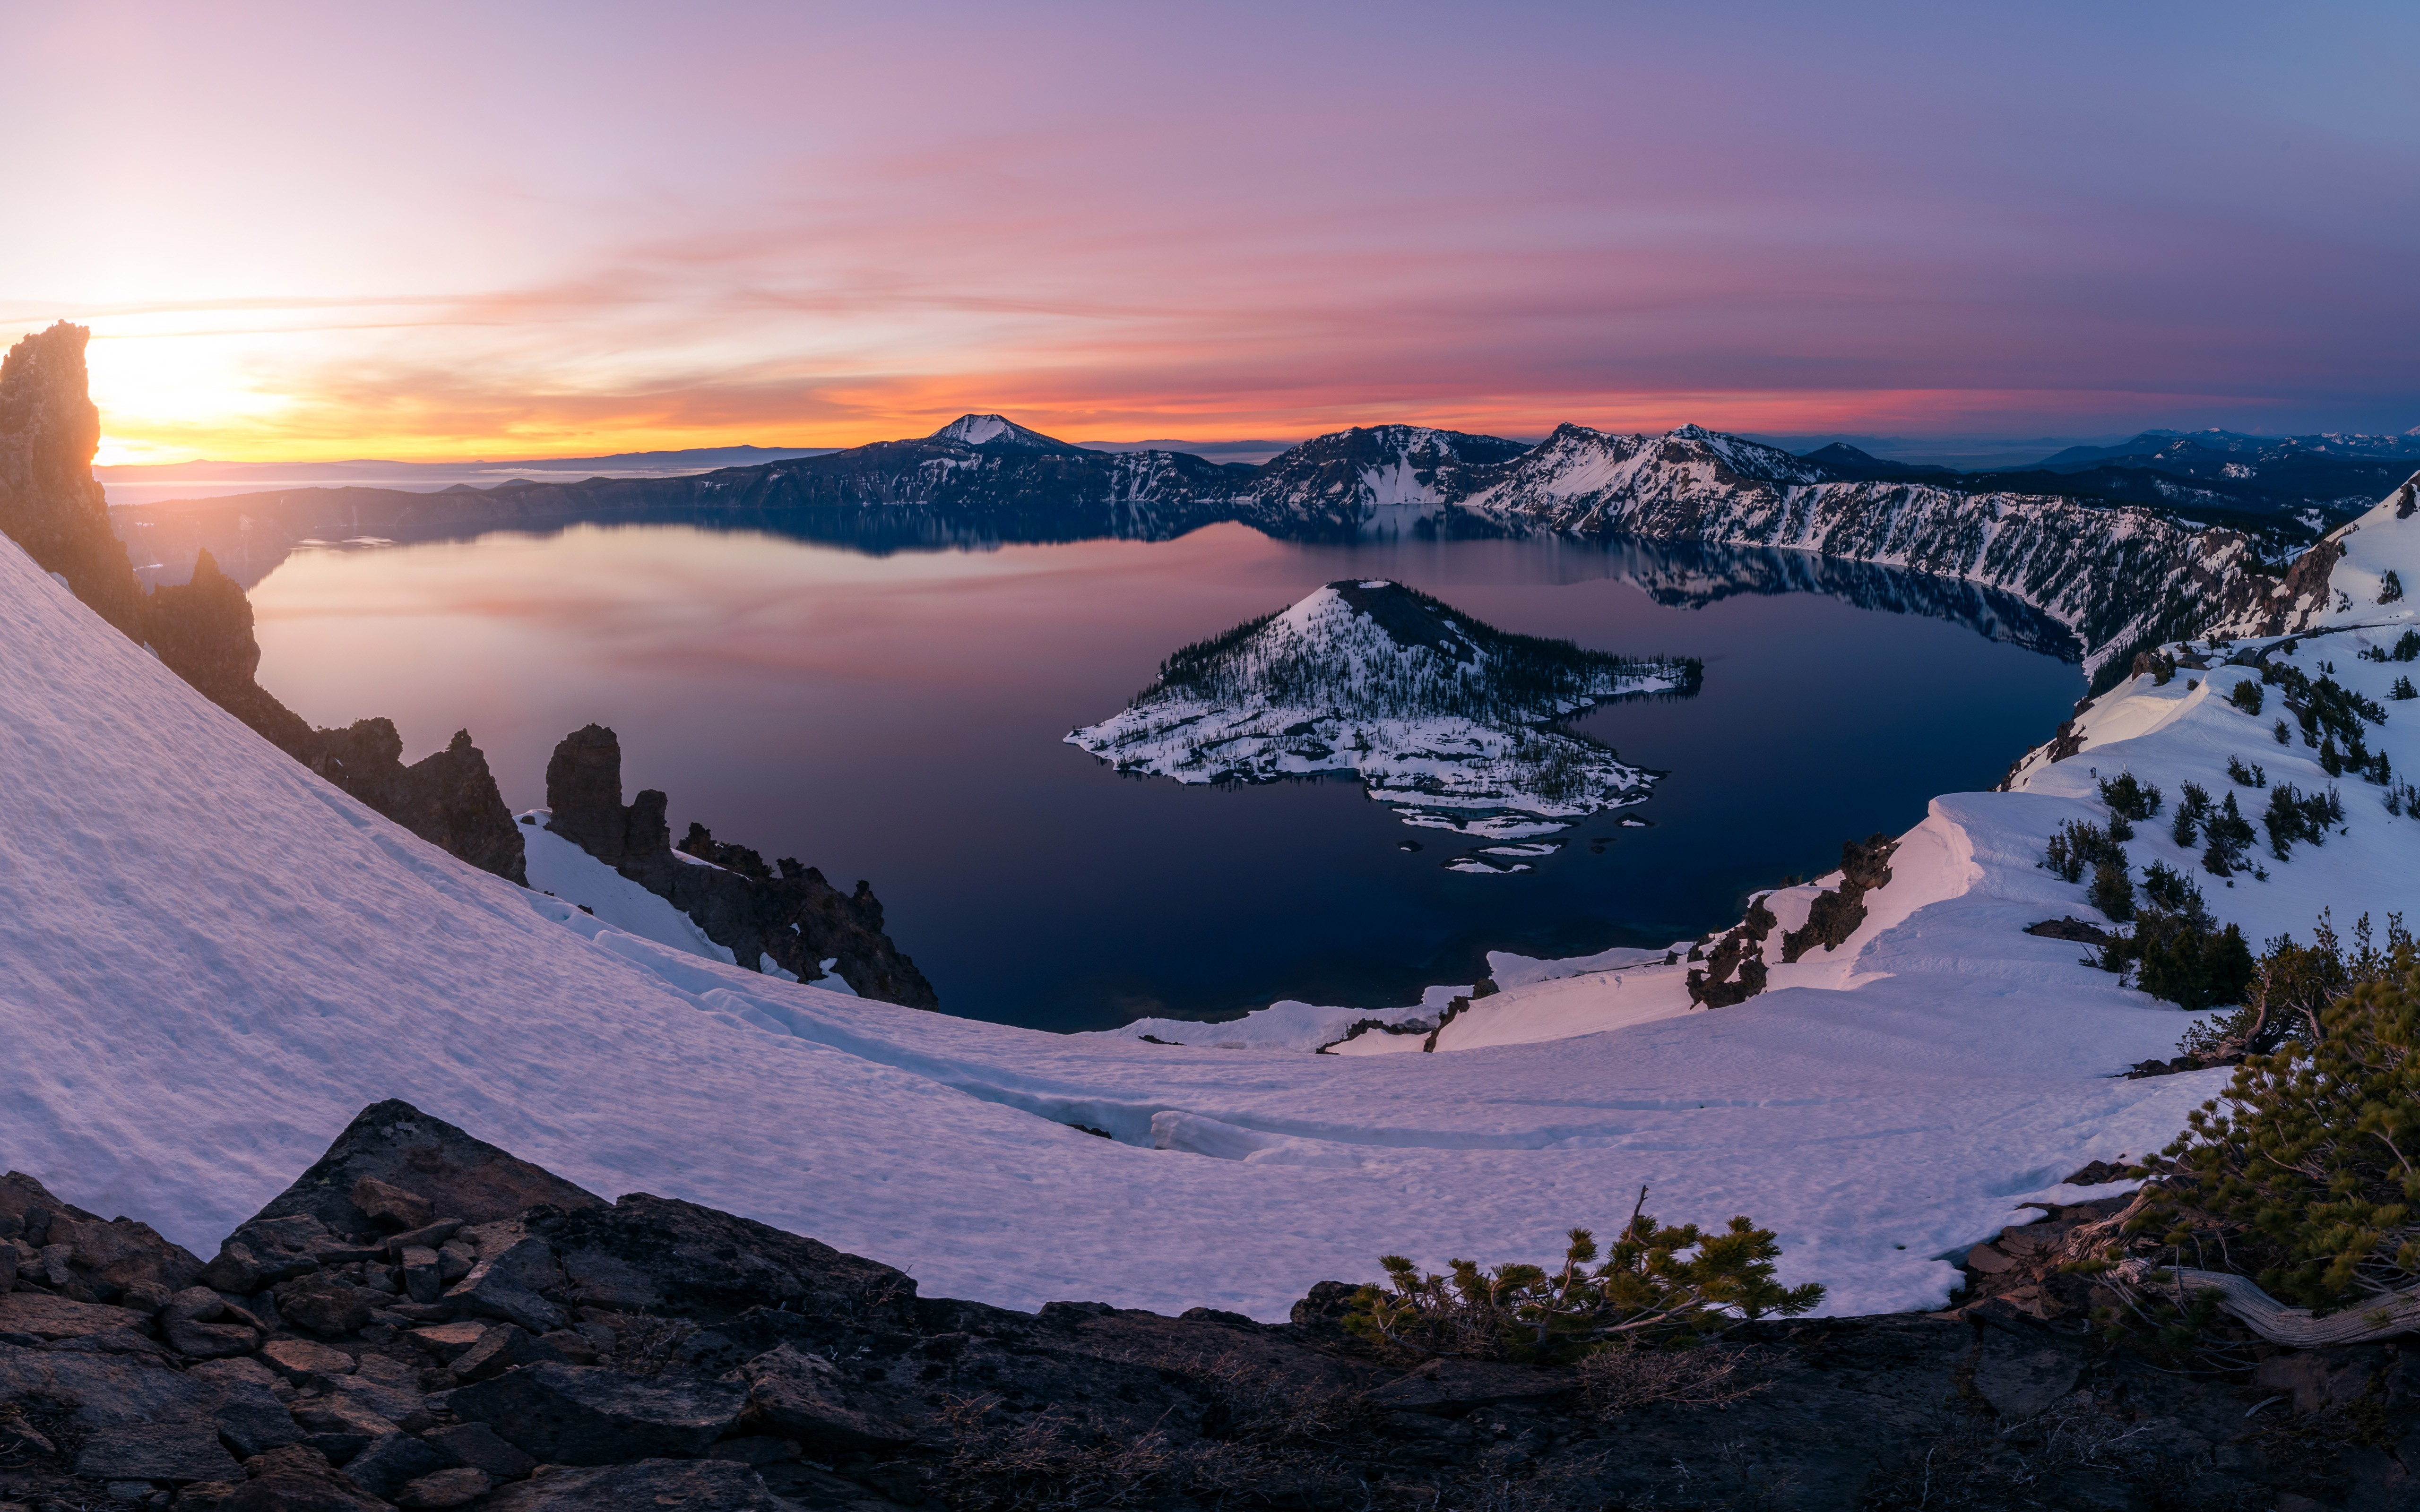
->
[123, 503, 2076, 662]
[235, 515, 2083, 1032]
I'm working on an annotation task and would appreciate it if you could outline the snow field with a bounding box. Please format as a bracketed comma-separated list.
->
[3, 490, 2413, 1327]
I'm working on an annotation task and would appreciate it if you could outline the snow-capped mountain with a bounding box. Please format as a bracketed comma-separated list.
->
[1066, 579, 1694, 864]
[930, 412, 1089, 453]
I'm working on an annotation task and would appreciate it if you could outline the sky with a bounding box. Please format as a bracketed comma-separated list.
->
[5, 0, 2418, 464]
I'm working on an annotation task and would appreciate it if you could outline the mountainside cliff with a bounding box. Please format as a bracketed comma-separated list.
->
[1431, 423, 2303, 682]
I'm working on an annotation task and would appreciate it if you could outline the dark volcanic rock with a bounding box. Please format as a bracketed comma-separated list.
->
[484, 1457, 794, 1511]
[341, 1427, 453, 1501]
[535, 1192, 912, 1326]
[302, 718, 526, 885]
[0, 323, 146, 636]
[738, 1344, 917, 1451]
[10, 1100, 2420, 1512]
[242, 1100, 602, 1237]
[277, 1276, 380, 1340]
[75, 1418, 245, 1482]
[543, 725, 938, 1008]
[144, 547, 318, 754]
[222, 1443, 394, 1512]
[1, 1169, 205, 1301]
[448, 1361, 747, 1464]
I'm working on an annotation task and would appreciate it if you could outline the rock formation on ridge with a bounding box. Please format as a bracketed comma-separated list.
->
[0, 322, 147, 637]
[543, 724, 938, 1009]
[0, 323, 527, 887]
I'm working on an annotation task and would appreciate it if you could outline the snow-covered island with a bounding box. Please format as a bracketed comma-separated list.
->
[1066, 578, 1698, 864]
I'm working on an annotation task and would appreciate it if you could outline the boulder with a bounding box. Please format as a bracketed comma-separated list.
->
[398, 1248, 443, 1306]
[484, 1458, 795, 1511]
[0, 1340, 217, 1426]
[222, 1443, 394, 1512]
[352, 1177, 436, 1234]
[405, 1320, 487, 1364]
[0, 1289, 157, 1340]
[280, 1276, 381, 1339]
[396, 1466, 490, 1508]
[242, 1101, 600, 1239]
[42, 1211, 206, 1297]
[534, 1193, 912, 1326]
[442, 1237, 567, 1334]
[448, 1361, 747, 1465]
[74, 1418, 245, 1483]
[264, 1337, 358, 1381]
[326, 1370, 426, 1427]
[212, 1378, 309, 1458]
[384, 1220, 464, 1258]
[170, 1318, 264, 1358]
[421, 1420, 535, 1479]
[738, 1344, 917, 1451]
[340, 1428, 452, 1501]
[450, 1323, 567, 1383]
[203, 1240, 322, 1295]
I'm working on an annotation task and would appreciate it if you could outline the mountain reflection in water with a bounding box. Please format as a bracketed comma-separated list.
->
[185, 511, 2080, 1031]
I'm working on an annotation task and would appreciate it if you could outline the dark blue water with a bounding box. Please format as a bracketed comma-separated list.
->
[245, 520, 2082, 1031]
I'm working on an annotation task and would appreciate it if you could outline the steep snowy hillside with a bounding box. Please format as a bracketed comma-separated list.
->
[1067, 579, 1694, 863]
[2, 525, 2236, 1323]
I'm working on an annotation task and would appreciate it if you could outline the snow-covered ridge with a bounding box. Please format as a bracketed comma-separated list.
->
[1066, 579, 1694, 866]
[1435, 422, 2286, 679]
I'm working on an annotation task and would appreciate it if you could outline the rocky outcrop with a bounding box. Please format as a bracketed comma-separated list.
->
[304, 723, 527, 886]
[0, 326, 527, 887]
[0, 323, 146, 637]
[2, 1099, 2411, 1511]
[143, 547, 317, 756]
[1779, 832, 1899, 962]
[544, 725, 938, 1008]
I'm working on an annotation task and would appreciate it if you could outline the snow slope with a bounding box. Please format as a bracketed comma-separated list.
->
[0, 524, 2268, 1324]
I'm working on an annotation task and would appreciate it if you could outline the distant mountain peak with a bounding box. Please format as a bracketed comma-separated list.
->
[930, 414, 1081, 452]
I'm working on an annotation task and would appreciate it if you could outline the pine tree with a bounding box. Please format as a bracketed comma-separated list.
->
[2161, 932, 2420, 1309]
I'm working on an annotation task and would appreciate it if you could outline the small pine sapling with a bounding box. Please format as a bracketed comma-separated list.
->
[2171, 780, 2212, 846]
[2090, 859, 2135, 923]
[2383, 569, 2405, 605]
[2273, 717, 2292, 746]
[2098, 770, 2162, 821]
[2228, 678, 2264, 716]
[2394, 676, 2418, 701]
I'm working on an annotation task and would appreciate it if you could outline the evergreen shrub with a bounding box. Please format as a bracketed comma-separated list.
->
[1345, 1202, 1824, 1363]
[2160, 926, 2420, 1310]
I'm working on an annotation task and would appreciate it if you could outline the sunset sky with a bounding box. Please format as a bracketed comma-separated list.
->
[7, 0, 2417, 464]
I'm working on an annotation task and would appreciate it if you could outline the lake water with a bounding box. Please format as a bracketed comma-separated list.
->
[244, 519, 2083, 1031]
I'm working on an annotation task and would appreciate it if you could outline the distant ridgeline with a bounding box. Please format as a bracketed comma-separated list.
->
[110, 414, 2420, 692]
[1068, 580, 1698, 874]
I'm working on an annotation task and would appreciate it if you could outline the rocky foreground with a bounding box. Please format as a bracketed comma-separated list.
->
[0, 1105, 2411, 1512]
